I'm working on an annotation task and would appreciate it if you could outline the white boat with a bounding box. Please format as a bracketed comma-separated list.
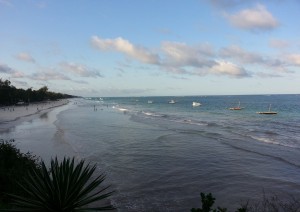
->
[257, 104, 277, 115]
[229, 101, 243, 110]
[192, 102, 201, 107]
[148, 100, 153, 104]
[168, 100, 176, 104]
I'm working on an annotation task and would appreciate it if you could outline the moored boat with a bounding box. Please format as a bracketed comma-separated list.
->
[192, 102, 201, 107]
[257, 104, 277, 115]
[229, 101, 243, 110]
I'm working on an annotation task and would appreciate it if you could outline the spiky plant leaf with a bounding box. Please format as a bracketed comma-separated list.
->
[9, 157, 114, 211]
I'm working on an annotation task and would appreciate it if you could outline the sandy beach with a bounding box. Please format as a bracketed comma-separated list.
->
[0, 99, 69, 133]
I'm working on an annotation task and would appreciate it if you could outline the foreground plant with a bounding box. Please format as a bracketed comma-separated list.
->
[0, 139, 40, 204]
[191, 192, 247, 212]
[9, 157, 114, 211]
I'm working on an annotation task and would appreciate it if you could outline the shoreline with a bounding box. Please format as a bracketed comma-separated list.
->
[0, 99, 69, 133]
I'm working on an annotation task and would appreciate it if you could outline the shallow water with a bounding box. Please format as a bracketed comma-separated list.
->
[1, 95, 300, 211]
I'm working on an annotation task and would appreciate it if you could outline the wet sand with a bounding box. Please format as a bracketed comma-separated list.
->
[0, 99, 69, 133]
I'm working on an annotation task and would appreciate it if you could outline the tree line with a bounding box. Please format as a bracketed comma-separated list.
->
[0, 79, 77, 105]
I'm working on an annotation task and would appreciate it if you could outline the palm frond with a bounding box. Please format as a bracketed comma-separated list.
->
[9, 156, 114, 211]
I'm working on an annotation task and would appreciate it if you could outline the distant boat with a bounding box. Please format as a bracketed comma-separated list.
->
[257, 104, 277, 115]
[192, 102, 201, 107]
[148, 100, 153, 104]
[229, 101, 243, 110]
[169, 100, 176, 104]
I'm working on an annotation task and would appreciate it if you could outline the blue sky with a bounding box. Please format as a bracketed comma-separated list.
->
[1, 0, 299, 97]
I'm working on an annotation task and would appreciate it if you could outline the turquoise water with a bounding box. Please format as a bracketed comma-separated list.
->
[2, 94, 300, 211]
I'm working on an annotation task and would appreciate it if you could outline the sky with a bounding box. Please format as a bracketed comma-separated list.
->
[0, 0, 300, 97]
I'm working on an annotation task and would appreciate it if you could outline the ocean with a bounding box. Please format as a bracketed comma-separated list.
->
[1, 94, 300, 211]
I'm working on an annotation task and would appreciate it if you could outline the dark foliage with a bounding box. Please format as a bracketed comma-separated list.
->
[0, 139, 40, 203]
[0, 79, 77, 106]
[191, 192, 246, 212]
[9, 157, 114, 211]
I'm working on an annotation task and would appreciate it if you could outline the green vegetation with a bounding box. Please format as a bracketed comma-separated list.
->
[191, 192, 300, 212]
[0, 139, 114, 211]
[0, 79, 76, 106]
[0, 139, 40, 205]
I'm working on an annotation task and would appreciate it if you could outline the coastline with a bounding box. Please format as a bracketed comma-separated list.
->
[0, 99, 69, 133]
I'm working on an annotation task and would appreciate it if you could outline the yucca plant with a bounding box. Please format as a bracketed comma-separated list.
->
[9, 157, 114, 211]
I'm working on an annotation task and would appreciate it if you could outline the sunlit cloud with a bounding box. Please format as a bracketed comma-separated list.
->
[209, 60, 251, 78]
[226, 4, 279, 31]
[60, 62, 103, 78]
[91, 36, 160, 64]
[285, 54, 300, 66]
[15, 52, 36, 63]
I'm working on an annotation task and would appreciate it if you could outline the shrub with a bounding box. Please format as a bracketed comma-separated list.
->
[0, 139, 40, 203]
[9, 157, 114, 211]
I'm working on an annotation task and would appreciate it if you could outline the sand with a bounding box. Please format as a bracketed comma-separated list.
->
[0, 99, 69, 132]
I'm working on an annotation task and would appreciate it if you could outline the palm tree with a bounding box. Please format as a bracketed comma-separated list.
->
[9, 157, 114, 211]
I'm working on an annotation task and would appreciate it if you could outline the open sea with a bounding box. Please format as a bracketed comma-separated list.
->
[1, 94, 300, 211]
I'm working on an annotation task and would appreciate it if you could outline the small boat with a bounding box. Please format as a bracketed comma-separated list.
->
[257, 104, 277, 115]
[148, 100, 153, 104]
[229, 101, 243, 110]
[168, 100, 176, 104]
[192, 102, 201, 107]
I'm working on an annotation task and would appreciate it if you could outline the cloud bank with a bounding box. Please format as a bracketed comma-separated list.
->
[91, 36, 251, 78]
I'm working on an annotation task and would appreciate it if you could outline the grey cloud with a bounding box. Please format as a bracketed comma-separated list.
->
[60, 62, 103, 78]
[0, 64, 15, 73]
[255, 72, 282, 78]
[219, 45, 264, 64]
[161, 41, 216, 67]
[30, 71, 70, 81]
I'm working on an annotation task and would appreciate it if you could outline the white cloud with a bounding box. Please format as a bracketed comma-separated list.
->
[60, 62, 103, 77]
[15, 52, 36, 63]
[161, 41, 215, 67]
[91, 36, 160, 64]
[209, 60, 251, 78]
[226, 4, 279, 31]
[91, 36, 255, 78]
